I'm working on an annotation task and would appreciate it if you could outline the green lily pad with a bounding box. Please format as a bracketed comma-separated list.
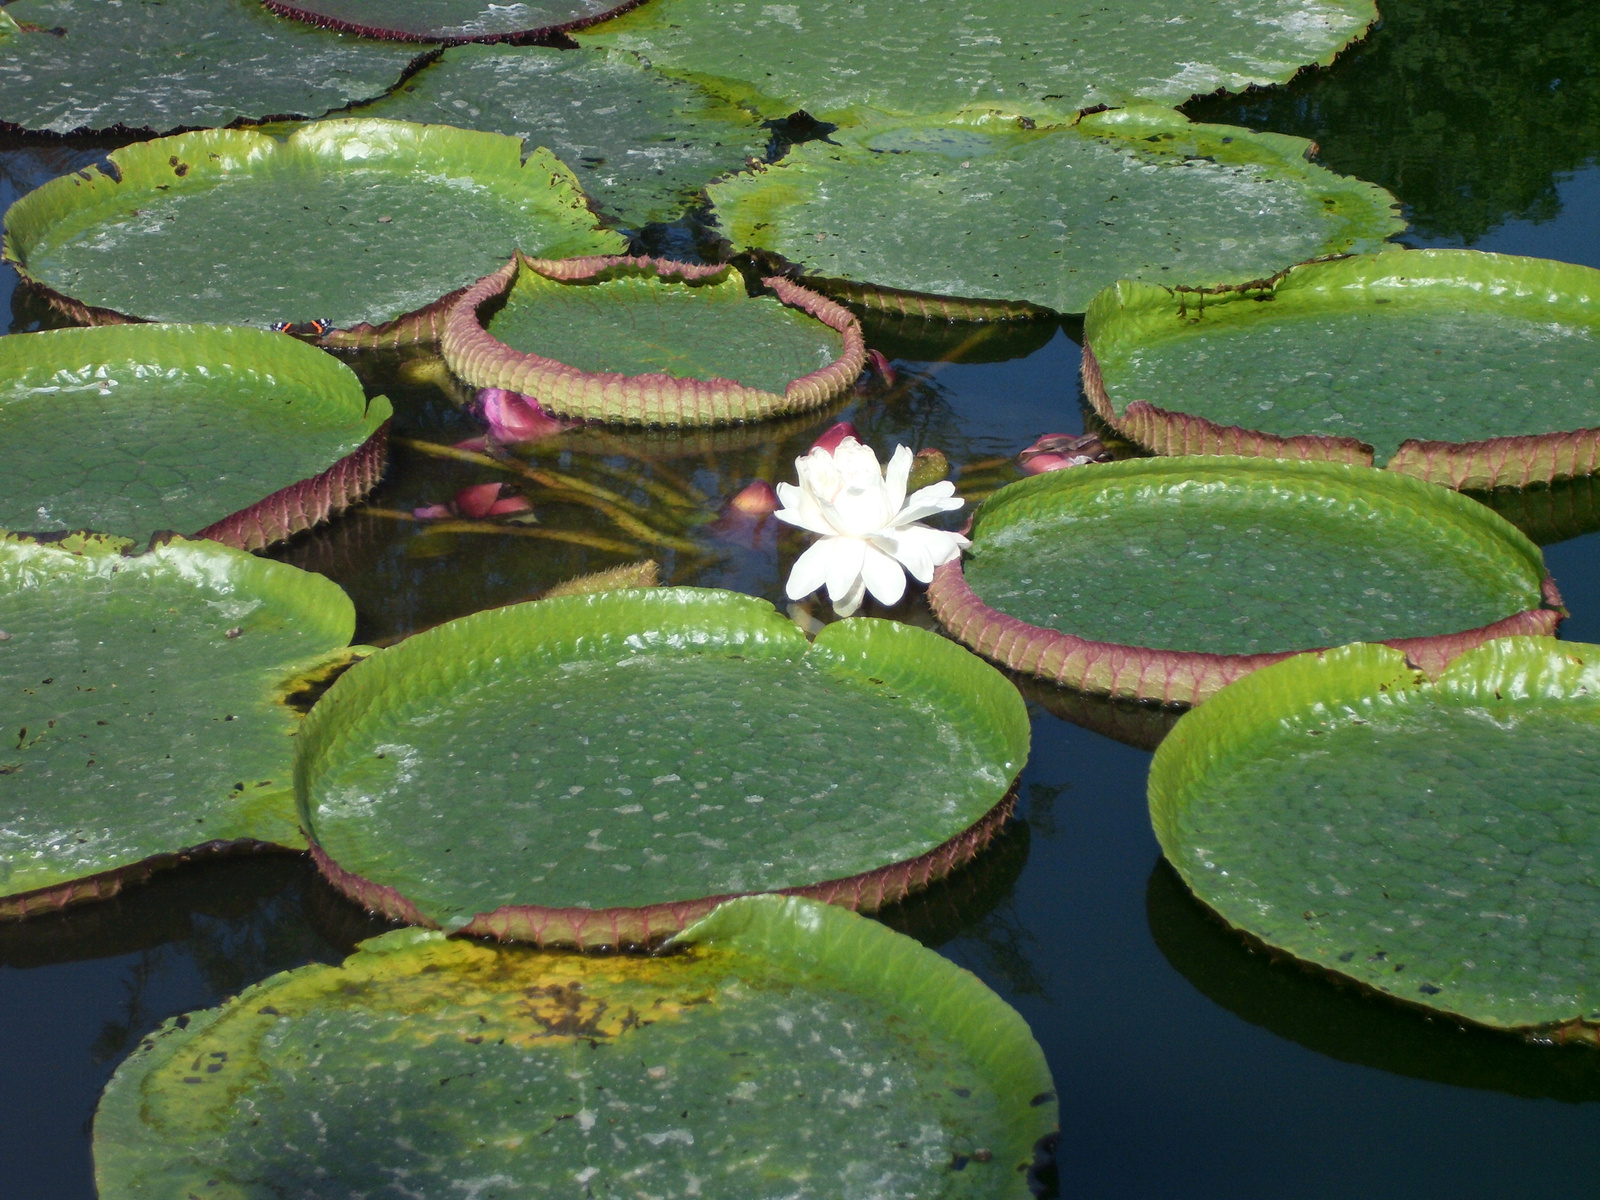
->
[1084, 250, 1600, 489]
[0, 1, 424, 136]
[577, 0, 1376, 122]
[1149, 637, 1600, 1038]
[442, 253, 866, 425]
[94, 896, 1058, 1198]
[927, 456, 1561, 704]
[296, 587, 1029, 946]
[0, 533, 360, 919]
[0, 324, 391, 550]
[706, 108, 1404, 319]
[1, 119, 629, 338]
[265, 0, 642, 44]
[350, 44, 768, 226]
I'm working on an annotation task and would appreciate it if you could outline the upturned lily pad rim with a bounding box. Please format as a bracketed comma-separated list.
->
[0, 323, 392, 552]
[0, 120, 626, 344]
[1083, 248, 1600, 489]
[296, 587, 1030, 947]
[441, 252, 868, 426]
[926, 456, 1564, 706]
[0, 532, 366, 919]
[92, 898, 1057, 1197]
[707, 105, 1406, 321]
[261, 0, 647, 45]
[1147, 637, 1600, 1040]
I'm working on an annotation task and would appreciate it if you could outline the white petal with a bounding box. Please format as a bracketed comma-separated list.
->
[883, 445, 913, 514]
[823, 536, 867, 603]
[860, 544, 907, 607]
[893, 481, 964, 526]
[831, 574, 867, 617]
[881, 524, 968, 583]
[776, 480, 839, 535]
[784, 538, 835, 600]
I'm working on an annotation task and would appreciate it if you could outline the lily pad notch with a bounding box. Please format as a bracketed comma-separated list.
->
[443, 253, 867, 425]
[1083, 250, 1600, 489]
[262, 0, 648, 45]
[928, 457, 1565, 706]
[0, 324, 391, 552]
[1149, 637, 1600, 1041]
[295, 587, 1030, 947]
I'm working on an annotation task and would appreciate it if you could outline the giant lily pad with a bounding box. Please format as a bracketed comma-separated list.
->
[0, 0, 424, 136]
[351, 44, 768, 226]
[1084, 250, 1600, 489]
[0, 324, 391, 550]
[0, 533, 360, 919]
[296, 588, 1029, 946]
[706, 108, 1404, 319]
[1149, 637, 1600, 1039]
[443, 253, 866, 425]
[927, 457, 1562, 705]
[577, 0, 1376, 122]
[95, 896, 1058, 1197]
[1, 120, 628, 342]
[264, 0, 640, 43]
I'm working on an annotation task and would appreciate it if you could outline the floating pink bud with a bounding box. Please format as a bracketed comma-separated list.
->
[479, 387, 569, 443]
[1017, 432, 1114, 474]
[729, 479, 780, 515]
[865, 348, 896, 388]
[454, 482, 509, 519]
[811, 421, 860, 455]
[412, 503, 454, 520]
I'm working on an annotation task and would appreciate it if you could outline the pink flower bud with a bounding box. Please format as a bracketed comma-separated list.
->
[486, 494, 533, 516]
[729, 479, 780, 515]
[1017, 432, 1113, 474]
[479, 388, 569, 443]
[811, 421, 860, 455]
[454, 482, 508, 519]
[412, 503, 455, 520]
[865, 348, 896, 388]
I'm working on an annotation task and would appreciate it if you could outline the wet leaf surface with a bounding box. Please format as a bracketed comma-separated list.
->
[94, 897, 1056, 1199]
[0, 534, 358, 905]
[708, 109, 1402, 315]
[579, 0, 1377, 121]
[4, 120, 628, 330]
[0, 0, 424, 135]
[1150, 638, 1600, 1032]
[298, 590, 1026, 924]
[0, 324, 389, 545]
[350, 45, 768, 225]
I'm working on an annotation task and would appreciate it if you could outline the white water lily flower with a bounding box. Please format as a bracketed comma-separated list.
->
[776, 436, 969, 616]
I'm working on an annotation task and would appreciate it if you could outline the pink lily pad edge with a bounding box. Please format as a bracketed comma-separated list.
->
[441, 252, 868, 427]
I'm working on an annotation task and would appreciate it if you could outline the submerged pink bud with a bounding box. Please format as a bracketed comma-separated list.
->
[1017, 432, 1113, 474]
[454, 482, 523, 519]
[865, 348, 896, 388]
[479, 387, 569, 443]
[486, 494, 533, 516]
[412, 503, 454, 520]
[729, 479, 780, 515]
[811, 421, 860, 455]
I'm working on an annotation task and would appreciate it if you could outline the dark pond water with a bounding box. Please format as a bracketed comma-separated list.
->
[4, 1, 1600, 1195]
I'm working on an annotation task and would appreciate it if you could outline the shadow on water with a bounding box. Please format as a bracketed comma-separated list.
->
[1147, 859, 1600, 1104]
[1186, 0, 1600, 245]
